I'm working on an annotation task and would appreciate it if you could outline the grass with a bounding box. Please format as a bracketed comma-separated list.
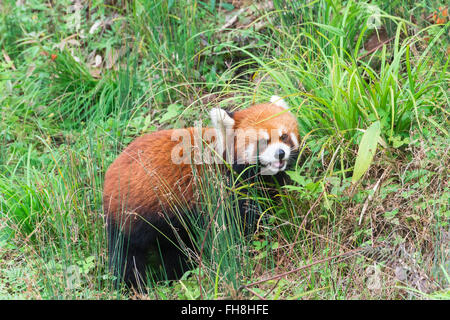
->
[0, 0, 448, 299]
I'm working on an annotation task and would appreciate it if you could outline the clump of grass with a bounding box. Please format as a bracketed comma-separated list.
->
[30, 49, 142, 127]
[0, 124, 128, 298]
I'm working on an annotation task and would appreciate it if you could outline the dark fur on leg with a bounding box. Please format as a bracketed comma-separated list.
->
[107, 218, 154, 289]
[157, 241, 190, 280]
[106, 213, 194, 288]
[231, 163, 289, 237]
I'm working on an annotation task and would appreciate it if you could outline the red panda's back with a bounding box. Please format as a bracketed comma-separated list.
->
[103, 129, 196, 230]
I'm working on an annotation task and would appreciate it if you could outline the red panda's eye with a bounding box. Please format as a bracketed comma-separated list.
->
[281, 134, 288, 142]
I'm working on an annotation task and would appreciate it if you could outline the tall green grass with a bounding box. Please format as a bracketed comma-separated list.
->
[0, 126, 124, 298]
[217, 1, 448, 183]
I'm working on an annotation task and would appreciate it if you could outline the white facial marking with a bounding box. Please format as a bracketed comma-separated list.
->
[259, 130, 269, 141]
[278, 128, 284, 137]
[259, 142, 291, 175]
[244, 143, 255, 163]
[290, 132, 299, 149]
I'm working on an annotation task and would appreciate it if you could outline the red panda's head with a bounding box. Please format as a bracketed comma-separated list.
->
[210, 96, 300, 175]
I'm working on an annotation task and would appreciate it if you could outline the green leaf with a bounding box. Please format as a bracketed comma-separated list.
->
[309, 22, 345, 37]
[159, 104, 183, 123]
[220, 3, 234, 11]
[352, 121, 381, 184]
[209, 0, 216, 12]
[285, 170, 306, 185]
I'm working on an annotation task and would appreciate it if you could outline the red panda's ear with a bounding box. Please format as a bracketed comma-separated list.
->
[210, 108, 235, 130]
[210, 108, 235, 157]
[270, 95, 289, 110]
[225, 110, 234, 119]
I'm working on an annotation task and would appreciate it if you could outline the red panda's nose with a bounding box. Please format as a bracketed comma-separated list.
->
[275, 149, 285, 160]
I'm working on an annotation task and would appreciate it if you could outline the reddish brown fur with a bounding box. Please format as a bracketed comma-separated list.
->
[233, 103, 299, 137]
[103, 103, 299, 233]
[103, 129, 198, 232]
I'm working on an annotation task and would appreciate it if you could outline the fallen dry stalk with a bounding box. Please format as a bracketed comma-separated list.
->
[239, 246, 370, 295]
[358, 169, 391, 225]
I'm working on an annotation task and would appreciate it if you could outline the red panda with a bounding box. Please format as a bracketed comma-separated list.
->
[103, 96, 300, 287]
